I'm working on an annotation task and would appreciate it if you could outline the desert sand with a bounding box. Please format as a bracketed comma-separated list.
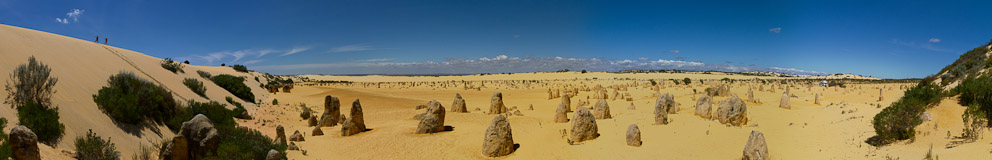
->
[1, 23, 989, 159]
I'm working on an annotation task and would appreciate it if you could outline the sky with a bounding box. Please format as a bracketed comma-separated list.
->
[2, 0, 992, 78]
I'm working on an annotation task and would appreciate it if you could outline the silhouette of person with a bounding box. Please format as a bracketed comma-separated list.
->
[96, 36, 99, 42]
[104, 38, 108, 44]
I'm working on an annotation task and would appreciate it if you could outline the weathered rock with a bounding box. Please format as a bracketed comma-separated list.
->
[554, 102, 569, 123]
[489, 92, 507, 115]
[779, 92, 790, 109]
[342, 98, 367, 136]
[289, 130, 305, 141]
[592, 100, 612, 119]
[413, 113, 426, 120]
[307, 116, 318, 127]
[320, 95, 341, 127]
[10, 125, 41, 160]
[708, 84, 731, 97]
[716, 95, 748, 126]
[570, 107, 599, 143]
[528, 104, 534, 110]
[654, 94, 674, 125]
[451, 93, 468, 113]
[161, 114, 221, 160]
[742, 130, 769, 160]
[288, 142, 299, 150]
[628, 102, 636, 110]
[879, 88, 884, 101]
[415, 104, 428, 110]
[275, 125, 287, 145]
[562, 93, 572, 112]
[338, 114, 346, 125]
[626, 124, 642, 147]
[695, 94, 713, 119]
[312, 126, 324, 136]
[747, 88, 756, 103]
[266, 149, 281, 160]
[482, 114, 515, 157]
[814, 94, 820, 105]
[657, 93, 678, 114]
[512, 110, 524, 116]
[416, 100, 446, 134]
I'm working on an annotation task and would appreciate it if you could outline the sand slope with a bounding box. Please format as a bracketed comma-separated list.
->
[0, 24, 270, 158]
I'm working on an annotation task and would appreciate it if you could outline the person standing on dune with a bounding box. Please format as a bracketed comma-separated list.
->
[104, 38, 107, 44]
[95, 36, 99, 43]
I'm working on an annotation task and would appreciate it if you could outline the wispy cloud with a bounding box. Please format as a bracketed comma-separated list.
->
[281, 46, 312, 56]
[358, 58, 392, 62]
[769, 27, 782, 33]
[243, 60, 264, 65]
[331, 44, 374, 53]
[668, 50, 680, 54]
[254, 55, 825, 75]
[928, 38, 941, 43]
[55, 9, 84, 24]
[891, 39, 952, 53]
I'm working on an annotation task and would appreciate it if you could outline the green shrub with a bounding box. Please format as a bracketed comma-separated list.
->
[197, 70, 212, 79]
[4, 56, 58, 108]
[957, 76, 992, 140]
[682, 78, 691, 85]
[74, 130, 120, 160]
[272, 99, 278, 105]
[183, 78, 207, 97]
[871, 82, 942, 145]
[232, 64, 249, 73]
[226, 97, 249, 119]
[168, 101, 237, 131]
[160, 58, 184, 74]
[0, 118, 11, 159]
[649, 79, 657, 86]
[212, 74, 255, 103]
[17, 100, 65, 146]
[93, 72, 178, 125]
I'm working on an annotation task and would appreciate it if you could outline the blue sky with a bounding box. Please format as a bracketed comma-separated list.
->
[2, 0, 991, 78]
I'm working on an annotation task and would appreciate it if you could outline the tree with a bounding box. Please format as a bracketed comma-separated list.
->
[682, 78, 692, 85]
[4, 56, 58, 108]
[581, 70, 587, 73]
[183, 60, 190, 64]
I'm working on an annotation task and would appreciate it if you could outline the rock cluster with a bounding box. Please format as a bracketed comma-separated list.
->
[416, 100, 446, 134]
[708, 84, 731, 97]
[654, 93, 676, 125]
[289, 130, 305, 141]
[482, 115, 515, 157]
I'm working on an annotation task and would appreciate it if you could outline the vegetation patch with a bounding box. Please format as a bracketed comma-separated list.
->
[232, 64, 249, 73]
[93, 72, 178, 125]
[160, 58, 184, 74]
[870, 82, 942, 145]
[211, 74, 255, 103]
[166, 100, 285, 159]
[74, 130, 120, 160]
[184, 78, 207, 98]
[4, 56, 64, 146]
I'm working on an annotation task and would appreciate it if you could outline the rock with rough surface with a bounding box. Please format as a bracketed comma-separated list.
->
[266, 149, 281, 160]
[320, 95, 342, 127]
[570, 107, 599, 143]
[562, 93, 572, 112]
[592, 100, 612, 119]
[289, 130, 304, 141]
[482, 114, 515, 157]
[626, 124, 642, 147]
[452, 94, 468, 113]
[342, 98, 367, 136]
[275, 125, 287, 145]
[489, 92, 507, 115]
[716, 95, 748, 126]
[742, 130, 769, 160]
[554, 103, 569, 123]
[312, 126, 324, 136]
[10, 125, 40, 160]
[416, 100, 446, 134]
[160, 114, 221, 160]
[779, 92, 790, 109]
[695, 94, 713, 119]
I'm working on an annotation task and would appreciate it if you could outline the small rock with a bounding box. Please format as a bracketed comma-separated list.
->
[626, 124, 642, 147]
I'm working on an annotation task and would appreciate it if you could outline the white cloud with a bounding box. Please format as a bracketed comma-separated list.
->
[253, 55, 826, 75]
[281, 46, 312, 56]
[668, 50, 680, 54]
[929, 38, 941, 43]
[331, 44, 373, 53]
[769, 27, 781, 33]
[637, 57, 650, 61]
[54, 9, 83, 24]
[891, 39, 952, 52]
[358, 58, 392, 62]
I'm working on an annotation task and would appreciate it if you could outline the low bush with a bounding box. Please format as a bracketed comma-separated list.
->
[197, 70, 212, 79]
[93, 72, 178, 125]
[232, 64, 249, 73]
[211, 74, 255, 103]
[226, 97, 249, 119]
[183, 78, 207, 97]
[167, 101, 237, 131]
[272, 99, 279, 105]
[74, 129, 120, 160]
[956, 76, 992, 140]
[4, 56, 58, 108]
[160, 58, 184, 74]
[871, 82, 942, 145]
[0, 118, 11, 159]
[17, 100, 65, 146]
[682, 78, 692, 85]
